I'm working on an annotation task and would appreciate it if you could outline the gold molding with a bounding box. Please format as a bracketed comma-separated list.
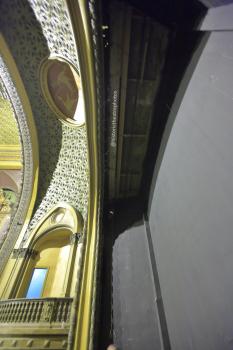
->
[39, 55, 85, 128]
[66, 1, 101, 349]
[0, 145, 22, 169]
[0, 34, 39, 244]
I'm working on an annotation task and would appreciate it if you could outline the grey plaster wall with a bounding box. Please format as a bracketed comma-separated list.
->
[148, 31, 233, 350]
[112, 220, 162, 350]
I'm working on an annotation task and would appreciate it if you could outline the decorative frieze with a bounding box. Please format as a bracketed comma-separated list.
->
[12, 248, 37, 259]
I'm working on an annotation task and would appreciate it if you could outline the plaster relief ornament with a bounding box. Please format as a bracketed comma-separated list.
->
[0, 189, 12, 244]
[0, 189, 11, 214]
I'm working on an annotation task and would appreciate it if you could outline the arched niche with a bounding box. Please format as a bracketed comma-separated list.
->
[17, 227, 73, 298]
[7, 203, 83, 300]
[26, 202, 83, 246]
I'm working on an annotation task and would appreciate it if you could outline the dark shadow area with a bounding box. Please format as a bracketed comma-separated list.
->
[99, 1, 210, 349]
[140, 31, 210, 214]
[99, 198, 171, 349]
[127, 0, 207, 29]
[98, 197, 143, 350]
[0, 0, 62, 210]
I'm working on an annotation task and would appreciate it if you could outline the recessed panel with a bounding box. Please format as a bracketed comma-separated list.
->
[40, 58, 85, 126]
[47, 60, 79, 119]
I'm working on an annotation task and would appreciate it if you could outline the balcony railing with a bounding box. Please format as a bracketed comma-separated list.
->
[0, 297, 73, 325]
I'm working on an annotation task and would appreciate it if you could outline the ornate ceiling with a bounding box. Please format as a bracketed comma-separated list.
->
[0, 97, 21, 145]
[0, 0, 89, 266]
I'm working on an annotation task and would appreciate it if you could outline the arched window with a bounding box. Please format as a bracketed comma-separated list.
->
[0, 203, 83, 301]
[18, 227, 73, 298]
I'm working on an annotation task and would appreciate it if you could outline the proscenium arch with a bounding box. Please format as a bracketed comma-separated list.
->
[0, 34, 39, 272]
[66, 1, 102, 349]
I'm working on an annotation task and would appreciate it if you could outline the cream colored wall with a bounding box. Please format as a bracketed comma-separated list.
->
[51, 244, 71, 297]
[0, 258, 18, 298]
[0, 227, 82, 299]
[15, 247, 60, 298]
[18, 244, 73, 298]
[36, 247, 60, 297]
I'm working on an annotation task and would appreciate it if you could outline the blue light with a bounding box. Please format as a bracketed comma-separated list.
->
[26, 268, 47, 298]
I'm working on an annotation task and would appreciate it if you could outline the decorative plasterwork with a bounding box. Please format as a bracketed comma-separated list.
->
[28, 0, 80, 72]
[65, 1, 104, 349]
[12, 248, 37, 259]
[0, 97, 21, 145]
[0, 0, 89, 247]
[26, 202, 84, 248]
[0, 76, 8, 100]
[0, 53, 35, 268]
[0, 2, 91, 349]
[26, 123, 88, 240]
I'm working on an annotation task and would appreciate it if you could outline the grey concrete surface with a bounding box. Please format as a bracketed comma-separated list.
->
[149, 31, 233, 350]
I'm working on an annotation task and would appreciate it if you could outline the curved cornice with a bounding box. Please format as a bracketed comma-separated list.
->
[66, 0, 103, 349]
[0, 35, 39, 272]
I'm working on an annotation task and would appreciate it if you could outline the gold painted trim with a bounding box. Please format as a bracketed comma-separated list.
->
[0, 144, 22, 169]
[0, 161, 22, 170]
[0, 34, 39, 243]
[39, 55, 85, 128]
[66, 1, 101, 349]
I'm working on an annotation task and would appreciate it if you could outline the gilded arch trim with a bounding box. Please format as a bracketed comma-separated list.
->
[0, 35, 39, 272]
[66, 0, 103, 349]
